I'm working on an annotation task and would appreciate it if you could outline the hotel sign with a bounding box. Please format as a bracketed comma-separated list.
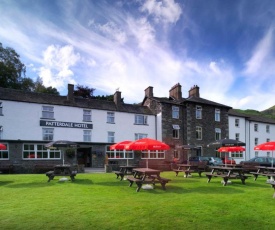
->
[40, 120, 93, 129]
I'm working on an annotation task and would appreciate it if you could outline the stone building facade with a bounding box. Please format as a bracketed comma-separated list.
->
[142, 83, 232, 162]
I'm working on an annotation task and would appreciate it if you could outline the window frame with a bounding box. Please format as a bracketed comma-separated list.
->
[83, 109, 92, 122]
[196, 126, 202, 140]
[266, 125, 270, 133]
[42, 105, 54, 119]
[215, 109, 220, 122]
[106, 145, 134, 159]
[107, 112, 115, 123]
[254, 137, 258, 146]
[215, 128, 221, 141]
[83, 130, 91, 142]
[235, 119, 239, 127]
[42, 128, 54, 141]
[0, 143, 9, 159]
[22, 144, 61, 159]
[141, 150, 165, 159]
[254, 124, 258, 132]
[0, 126, 3, 139]
[172, 106, 179, 119]
[196, 105, 202, 119]
[134, 114, 148, 125]
[108, 131, 115, 143]
[135, 133, 147, 140]
[0, 102, 3, 115]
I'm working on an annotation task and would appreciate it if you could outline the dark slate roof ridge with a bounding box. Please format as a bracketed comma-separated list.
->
[148, 95, 230, 108]
[186, 96, 232, 108]
[149, 96, 185, 105]
[0, 87, 154, 115]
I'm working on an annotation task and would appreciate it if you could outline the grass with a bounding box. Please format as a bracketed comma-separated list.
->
[0, 171, 275, 230]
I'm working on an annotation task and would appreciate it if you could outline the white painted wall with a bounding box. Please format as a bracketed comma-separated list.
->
[1, 100, 156, 143]
[229, 114, 275, 162]
[228, 115, 246, 163]
[248, 121, 275, 158]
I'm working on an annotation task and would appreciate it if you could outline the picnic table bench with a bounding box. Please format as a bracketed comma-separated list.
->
[45, 164, 77, 182]
[114, 165, 136, 181]
[127, 168, 171, 192]
[251, 166, 275, 181]
[127, 175, 171, 192]
[205, 166, 249, 186]
[173, 162, 208, 177]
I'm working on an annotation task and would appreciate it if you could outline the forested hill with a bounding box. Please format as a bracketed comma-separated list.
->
[233, 106, 275, 120]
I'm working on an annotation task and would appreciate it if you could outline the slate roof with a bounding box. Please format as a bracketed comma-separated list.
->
[0, 87, 154, 115]
[144, 95, 231, 109]
[186, 96, 232, 109]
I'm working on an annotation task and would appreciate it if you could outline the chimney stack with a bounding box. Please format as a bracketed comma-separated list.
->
[67, 84, 75, 102]
[114, 90, 122, 106]
[145, 86, 153, 98]
[169, 83, 182, 100]
[188, 85, 200, 98]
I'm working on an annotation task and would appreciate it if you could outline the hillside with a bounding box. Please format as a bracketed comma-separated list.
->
[233, 106, 275, 120]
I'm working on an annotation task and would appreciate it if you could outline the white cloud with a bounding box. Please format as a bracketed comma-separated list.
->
[140, 0, 182, 24]
[243, 27, 275, 77]
[89, 20, 127, 45]
[39, 45, 80, 90]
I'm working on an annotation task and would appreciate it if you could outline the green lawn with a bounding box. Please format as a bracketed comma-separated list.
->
[0, 172, 274, 230]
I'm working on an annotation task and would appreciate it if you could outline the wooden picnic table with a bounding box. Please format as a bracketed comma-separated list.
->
[251, 166, 275, 181]
[173, 163, 203, 177]
[45, 164, 77, 182]
[127, 168, 171, 192]
[205, 166, 248, 186]
[113, 165, 136, 181]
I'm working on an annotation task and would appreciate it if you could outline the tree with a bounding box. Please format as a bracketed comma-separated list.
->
[74, 85, 95, 98]
[33, 77, 59, 95]
[0, 43, 59, 95]
[0, 42, 26, 89]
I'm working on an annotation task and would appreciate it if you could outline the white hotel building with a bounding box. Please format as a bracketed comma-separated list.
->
[0, 85, 159, 173]
[1, 84, 275, 172]
[228, 110, 275, 163]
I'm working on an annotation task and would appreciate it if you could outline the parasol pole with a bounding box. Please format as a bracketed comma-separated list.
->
[62, 149, 65, 166]
[272, 150, 274, 168]
[147, 150, 150, 168]
[125, 149, 129, 166]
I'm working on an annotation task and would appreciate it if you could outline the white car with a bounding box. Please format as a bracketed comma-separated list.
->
[208, 157, 223, 166]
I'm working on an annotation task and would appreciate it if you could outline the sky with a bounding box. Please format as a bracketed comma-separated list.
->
[0, 0, 275, 111]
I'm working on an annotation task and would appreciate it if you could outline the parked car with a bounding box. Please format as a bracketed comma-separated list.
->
[240, 156, 275, 167]
[221, 157, 236, 164]
[189, 156, 209, 164]
[207, 157, 223, 166]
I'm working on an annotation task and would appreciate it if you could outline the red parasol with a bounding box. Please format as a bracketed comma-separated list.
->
[218, 146, 245, 152]
[254, 141, 275, 167]
[0, 143, 7, 150]
[110, 140, 132, 150]
[125, 138, 170, 168]
[217, 146, 245, 165]
[110, 140, 132, 166]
